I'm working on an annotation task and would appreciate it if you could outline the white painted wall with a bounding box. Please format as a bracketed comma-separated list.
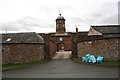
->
[88, 27, 102, 36]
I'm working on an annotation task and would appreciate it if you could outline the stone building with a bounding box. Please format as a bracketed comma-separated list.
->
[77, 25, 120, 61]
[2, 32, 44, 64]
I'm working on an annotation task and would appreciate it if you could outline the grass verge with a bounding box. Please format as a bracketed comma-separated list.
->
[2, 59, 49, 71]
[72, 57, 120, 67]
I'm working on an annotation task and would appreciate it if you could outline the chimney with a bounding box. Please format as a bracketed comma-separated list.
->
[76, 27, 78, 32]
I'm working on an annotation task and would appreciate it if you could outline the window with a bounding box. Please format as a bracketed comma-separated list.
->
[59, 23, 62, 27]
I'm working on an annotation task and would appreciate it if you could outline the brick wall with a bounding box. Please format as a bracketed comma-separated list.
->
[48, 36, 72, 58]
[2, 43, 44, 64]
[49, 40, 57, 57]
[77, 38, 119, 61]
[58, 36, 71, 51]
[63, 40, 72, 51]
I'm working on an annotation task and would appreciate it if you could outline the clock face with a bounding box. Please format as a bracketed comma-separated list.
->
[59, 37, 63, 41]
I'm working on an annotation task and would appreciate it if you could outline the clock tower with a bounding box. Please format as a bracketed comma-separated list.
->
[56, 14, 66, 34]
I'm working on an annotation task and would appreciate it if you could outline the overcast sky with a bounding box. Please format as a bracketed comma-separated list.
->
[0, 0, 119, 33]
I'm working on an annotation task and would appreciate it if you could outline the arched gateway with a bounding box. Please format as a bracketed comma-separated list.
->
[57, 42, 65, 51]
[44, 14, 78, 59]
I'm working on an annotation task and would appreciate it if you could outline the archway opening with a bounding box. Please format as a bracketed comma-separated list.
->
[52, 43, 72, 59]
[57, 43, 65, 51]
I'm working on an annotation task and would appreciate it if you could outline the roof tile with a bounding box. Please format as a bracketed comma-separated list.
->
[2, 32, 44, 43]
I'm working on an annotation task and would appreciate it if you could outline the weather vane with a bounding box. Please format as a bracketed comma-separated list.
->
[59, 10, 61, 16]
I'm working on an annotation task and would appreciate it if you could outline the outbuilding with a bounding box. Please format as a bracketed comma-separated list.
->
[2, 32, 44, 64]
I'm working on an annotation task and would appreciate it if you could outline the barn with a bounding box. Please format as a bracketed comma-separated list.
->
[2, 32, 44, 64]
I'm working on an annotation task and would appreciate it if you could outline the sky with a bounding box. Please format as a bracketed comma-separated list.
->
[0, 0, 119, 33]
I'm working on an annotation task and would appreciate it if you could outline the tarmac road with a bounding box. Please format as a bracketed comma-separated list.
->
[2, 59, 118, 78]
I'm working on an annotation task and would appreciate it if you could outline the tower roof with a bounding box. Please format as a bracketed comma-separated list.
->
[57, 14, 64, 19]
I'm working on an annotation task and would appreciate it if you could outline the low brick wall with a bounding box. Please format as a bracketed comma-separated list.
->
[77, 38, 119, 61]
[2, 43, 44, 64]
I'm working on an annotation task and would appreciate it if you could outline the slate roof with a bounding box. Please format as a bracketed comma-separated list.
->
[78, 31, 88, 35]
[2, 32, 44, 43]
[91, 25, 120, 34]
[46, 32, 71, 37]
[79, 34, 120, 42]
[38, 33, 45, 38]
[79, 25, 120, 42]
